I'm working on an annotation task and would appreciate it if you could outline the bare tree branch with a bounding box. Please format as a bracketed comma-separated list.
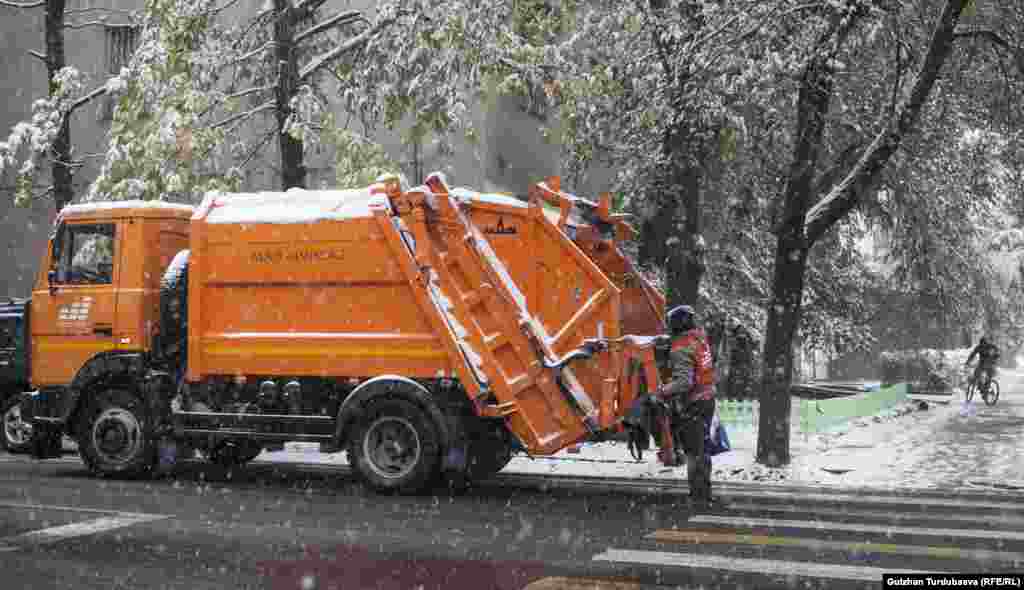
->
[28, 50, 46, 62]
[0, 0, 45, 8]
[295, 10, 365, 44]
[212, 101, 275, 129]
[299, 13, 404, 82]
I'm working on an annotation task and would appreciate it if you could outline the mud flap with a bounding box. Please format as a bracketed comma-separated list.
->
[29, 423, 63, 459]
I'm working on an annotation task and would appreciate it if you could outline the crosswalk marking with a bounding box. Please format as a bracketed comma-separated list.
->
[592, 548, 930, 582]
[647, 529, 1024, 564]
[689, 514, 1024, 541]
[719, 488, 1024, 511]
[718, 502, 1024, 528]
[523, 577, 646, 589]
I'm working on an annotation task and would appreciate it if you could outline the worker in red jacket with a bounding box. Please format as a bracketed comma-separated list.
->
[660, 304, 719, 509]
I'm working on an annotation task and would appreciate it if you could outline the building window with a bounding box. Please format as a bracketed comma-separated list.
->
[105, 25, 140, 75]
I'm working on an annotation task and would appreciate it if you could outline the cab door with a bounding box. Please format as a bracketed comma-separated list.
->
[31, 221, 122, 387]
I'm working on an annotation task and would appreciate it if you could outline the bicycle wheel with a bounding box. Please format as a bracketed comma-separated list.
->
[983, 380, 1000, 406]
[966, 381, 976, 402]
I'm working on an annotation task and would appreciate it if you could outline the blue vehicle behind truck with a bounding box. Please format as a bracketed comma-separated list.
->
[0, 297, 31, 453]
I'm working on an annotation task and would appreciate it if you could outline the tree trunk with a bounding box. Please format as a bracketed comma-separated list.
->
[756, 39, 836, 467]
[274, 0, 306, 190]
[45, 0, 73, 211]
[665, 160, 703, 308]
[756, 0, 969, 467]
[756, 235, 810, 465]
[726, 325, 758, 400]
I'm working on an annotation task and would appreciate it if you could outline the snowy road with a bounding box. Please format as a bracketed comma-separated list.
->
[1, 452, 1024, 589]
[897, 368, 1024, 490]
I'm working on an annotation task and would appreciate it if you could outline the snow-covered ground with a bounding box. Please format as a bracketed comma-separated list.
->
[257, 369, 1024, 492]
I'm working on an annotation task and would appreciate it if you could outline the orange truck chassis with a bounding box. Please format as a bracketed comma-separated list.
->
[23, 173, 666, 493]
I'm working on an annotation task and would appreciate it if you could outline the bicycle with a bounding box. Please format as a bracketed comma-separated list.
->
[965, 367, 1000, 407]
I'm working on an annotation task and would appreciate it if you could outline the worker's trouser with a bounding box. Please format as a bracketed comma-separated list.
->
[677, 397, 715, 501]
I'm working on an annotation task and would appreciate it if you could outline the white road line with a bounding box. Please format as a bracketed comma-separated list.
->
[719, 488, 1024, 511]
[592, 548, 929, 582]
[0, 507, 169, 552]
[720, 502, 1024, 528]
[690, 515, 1024, 541]
[0, 502, 164, 518]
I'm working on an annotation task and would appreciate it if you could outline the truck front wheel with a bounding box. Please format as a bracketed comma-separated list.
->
[349, 398, 441, 494]
[78, 389, 155, 477]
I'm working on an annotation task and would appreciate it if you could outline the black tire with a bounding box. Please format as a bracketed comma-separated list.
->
[1, 395, 32, 454]
[78, 389, 155, 478]
[983, 380, 1000, 406]
[466, 431, 513, 481]
[159, 250, 190, 365]
[349, 398, 442, 494]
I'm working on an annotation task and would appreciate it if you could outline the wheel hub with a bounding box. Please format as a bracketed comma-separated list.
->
[91, 408, 142, 465]
[363, 416, 421, 480]
[3, 402, 31, 447]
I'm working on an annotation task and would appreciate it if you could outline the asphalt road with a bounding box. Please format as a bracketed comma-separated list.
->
[1, 451, 1023, 590]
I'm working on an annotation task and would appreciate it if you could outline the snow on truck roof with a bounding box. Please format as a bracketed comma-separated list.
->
[60, 200, 195, 217]
[199, 187, 393, 224]
[452, 188, 528, 209]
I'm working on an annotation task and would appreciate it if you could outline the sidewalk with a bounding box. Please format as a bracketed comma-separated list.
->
[258, 371, 1024, 492]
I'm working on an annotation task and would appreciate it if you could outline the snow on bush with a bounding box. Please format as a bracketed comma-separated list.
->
[880, 348, 971, 392]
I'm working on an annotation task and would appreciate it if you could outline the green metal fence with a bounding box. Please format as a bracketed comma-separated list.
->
[716, 383, 909, 436]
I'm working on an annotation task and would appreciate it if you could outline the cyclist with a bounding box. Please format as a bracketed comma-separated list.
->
[965, 335, 1000, 392]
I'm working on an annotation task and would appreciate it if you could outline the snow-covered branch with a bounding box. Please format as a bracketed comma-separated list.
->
[0, 0, 45, 8]
[954, 27, 1024, 75]
[804, 0, 971, 244]
[294, 0, 328, 20]
[70, 84, 107, 113]
[299, 12, 404, 82]
[225, 85, 273, 101]
[63, 20, 109, 30]
[28, 50, 46, 62]
[295, 10, 365, 44]
[232, 42, 273, 65]
[212, 101, 274, 129]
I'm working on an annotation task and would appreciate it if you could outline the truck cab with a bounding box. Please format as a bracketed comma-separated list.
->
[26, 202, 192, 447]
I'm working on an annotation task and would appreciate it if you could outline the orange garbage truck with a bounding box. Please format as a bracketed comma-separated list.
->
[22, 172, 667, 493]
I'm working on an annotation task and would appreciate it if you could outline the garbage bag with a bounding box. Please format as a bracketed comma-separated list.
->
[958, 399, 977, 418]
[706, 410, 731, 456]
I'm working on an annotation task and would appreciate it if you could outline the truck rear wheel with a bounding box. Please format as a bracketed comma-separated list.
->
[1, 395, 32, 454]
[349, 398, 441, 494]
[78, 389, 155, 477]
[467, 435, 513, 480]
[159, 250, 190, 364]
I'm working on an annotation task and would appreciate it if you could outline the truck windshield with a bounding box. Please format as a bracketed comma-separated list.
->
[53, 223, 116, 285]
